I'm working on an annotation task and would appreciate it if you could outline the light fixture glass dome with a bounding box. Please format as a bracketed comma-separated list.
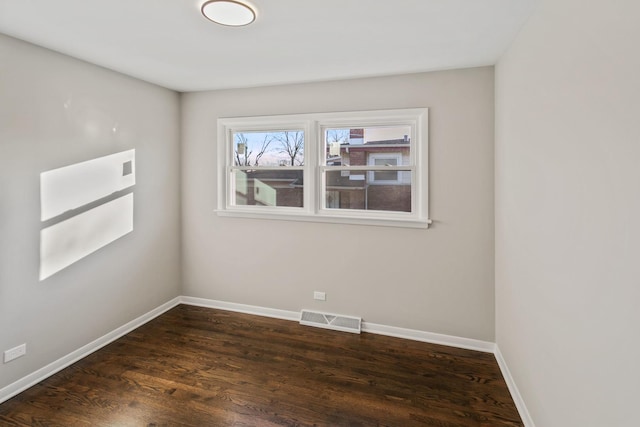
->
[201, 0, 256, 27]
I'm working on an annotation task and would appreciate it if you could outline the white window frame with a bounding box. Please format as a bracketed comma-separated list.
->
[216, 108, 430, 228]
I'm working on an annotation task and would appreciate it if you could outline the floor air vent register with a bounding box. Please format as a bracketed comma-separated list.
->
[299, 310, 361, 334]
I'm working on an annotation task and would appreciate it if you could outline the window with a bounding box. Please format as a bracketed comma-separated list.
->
[217, 108, 430, 228]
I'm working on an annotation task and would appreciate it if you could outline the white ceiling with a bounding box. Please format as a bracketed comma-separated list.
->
[0, 0, 535, 92]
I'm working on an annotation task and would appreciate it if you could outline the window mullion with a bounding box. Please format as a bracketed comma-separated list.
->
[302, 120, 315, 215]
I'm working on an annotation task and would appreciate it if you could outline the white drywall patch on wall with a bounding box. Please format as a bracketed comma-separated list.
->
[40, 193, 134, 280]
[39, 149, 137, 280]
[40, 149, 135, 221]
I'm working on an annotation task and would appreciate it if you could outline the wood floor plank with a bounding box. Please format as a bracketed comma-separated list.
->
[0, 305, 522, 426]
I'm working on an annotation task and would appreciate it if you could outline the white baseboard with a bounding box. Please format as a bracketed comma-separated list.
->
[0, 296, 181, 405]
[180, 296, 300, 321]
[494, 345, 535, 427]
[180, 296, 495, 353]
[362, 322, 495, 353]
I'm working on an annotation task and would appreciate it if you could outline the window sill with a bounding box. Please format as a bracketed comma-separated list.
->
[215, 209, 432, 229]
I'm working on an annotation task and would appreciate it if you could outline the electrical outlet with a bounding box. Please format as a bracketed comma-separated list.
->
[313, 291, 326, 301]
[4, 343, 26, 363]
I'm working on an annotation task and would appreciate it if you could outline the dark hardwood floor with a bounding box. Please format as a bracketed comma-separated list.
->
[0, 305, 522, 426]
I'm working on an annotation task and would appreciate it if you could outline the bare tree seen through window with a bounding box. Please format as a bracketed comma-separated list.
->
[234, 133, 274, 166]
[276, 131, 304, 166]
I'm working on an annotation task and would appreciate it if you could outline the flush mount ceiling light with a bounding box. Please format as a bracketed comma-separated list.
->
[201, 0, 256, 27]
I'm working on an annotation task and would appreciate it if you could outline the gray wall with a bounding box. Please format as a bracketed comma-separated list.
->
[495, 0, 640, 425]
[0, 34, 181, 389]
[0, 35, 495, 396]
[181, 67, 496, 341]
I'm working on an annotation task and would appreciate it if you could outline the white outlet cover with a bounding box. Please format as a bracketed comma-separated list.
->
[313, 291, 326, 301]
[4, 343, 26, 363]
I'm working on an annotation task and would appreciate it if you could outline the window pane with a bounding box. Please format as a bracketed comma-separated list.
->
[232, 169, 303, 207]
[233, 130, 304, 166]
[325, 170, 411, 212]
[324, 125, 411, 165]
